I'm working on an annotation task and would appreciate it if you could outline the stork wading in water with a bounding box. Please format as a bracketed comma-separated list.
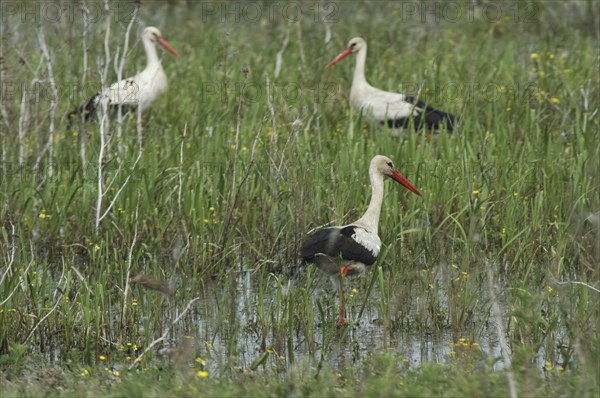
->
[300, 155, 422, 325]
[326, 37, 458, 134]
[68, 27, 178, 128]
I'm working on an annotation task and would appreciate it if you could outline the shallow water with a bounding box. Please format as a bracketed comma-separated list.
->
[178, 269, 505, 374]
[30, 261, 519, 375]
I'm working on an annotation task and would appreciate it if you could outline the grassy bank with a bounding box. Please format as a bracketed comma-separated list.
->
[0, 0, 598, 396]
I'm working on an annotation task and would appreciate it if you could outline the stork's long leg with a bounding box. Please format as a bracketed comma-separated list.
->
[337, 271, 348, 326]
[339, 286, 346, 322]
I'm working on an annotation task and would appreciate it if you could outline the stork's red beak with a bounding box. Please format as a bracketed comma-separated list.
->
[390, 169, 422, 196]
[326, 47, 352, 68]
[157, 37, 178, 57]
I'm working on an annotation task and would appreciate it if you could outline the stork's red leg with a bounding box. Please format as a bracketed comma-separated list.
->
[337, 286, 348, 326]
[337, 268, 348, 326]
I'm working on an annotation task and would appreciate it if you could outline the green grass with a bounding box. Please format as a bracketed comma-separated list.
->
[0, 1, 599, 396]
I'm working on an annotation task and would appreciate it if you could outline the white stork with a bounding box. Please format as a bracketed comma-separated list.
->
[300, 155, 422, 325]
[327, 37, 458, 133]
[68, 26, 178, 127]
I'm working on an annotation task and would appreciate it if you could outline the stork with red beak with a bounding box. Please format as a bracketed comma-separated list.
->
[327, 37, 458, 133]
[300, 155, 422, 325]
[68, 26, 178, 127]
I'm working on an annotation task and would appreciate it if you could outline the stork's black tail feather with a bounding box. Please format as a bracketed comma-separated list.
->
[418, 108, 459, 132]
[67, 93, 99, 130]
[391, 96, 459, 132]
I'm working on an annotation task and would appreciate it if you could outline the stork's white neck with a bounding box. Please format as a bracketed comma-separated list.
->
[352, 45, 368, 87]
[355, 165, 385, 234]
[142, 36, 161, 67]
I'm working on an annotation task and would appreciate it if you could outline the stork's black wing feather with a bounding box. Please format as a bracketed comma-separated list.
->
[67, 93, 100, 129]
[383, 96, 458, 132]
[300, 226, 377, 265]
[67, 93, 136, 130]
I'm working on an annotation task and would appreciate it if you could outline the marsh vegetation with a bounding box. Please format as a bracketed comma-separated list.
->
[0, 1, 598, 396]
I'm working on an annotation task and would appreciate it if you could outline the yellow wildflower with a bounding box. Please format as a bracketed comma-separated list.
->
[196, 370, 209, 378]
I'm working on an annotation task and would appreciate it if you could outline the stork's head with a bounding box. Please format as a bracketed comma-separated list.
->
[346, 37, 367, 54]
[326, 37, 366, 68]
[142, 26, 178, 57]
[371, 155, 422, 196]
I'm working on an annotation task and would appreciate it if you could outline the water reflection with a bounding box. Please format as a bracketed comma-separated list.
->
[185, 270, 503, 374]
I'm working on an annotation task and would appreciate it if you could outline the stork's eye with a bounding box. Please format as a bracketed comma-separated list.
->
[350, 42, 356, 48]
[386, 161, 393, 167]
